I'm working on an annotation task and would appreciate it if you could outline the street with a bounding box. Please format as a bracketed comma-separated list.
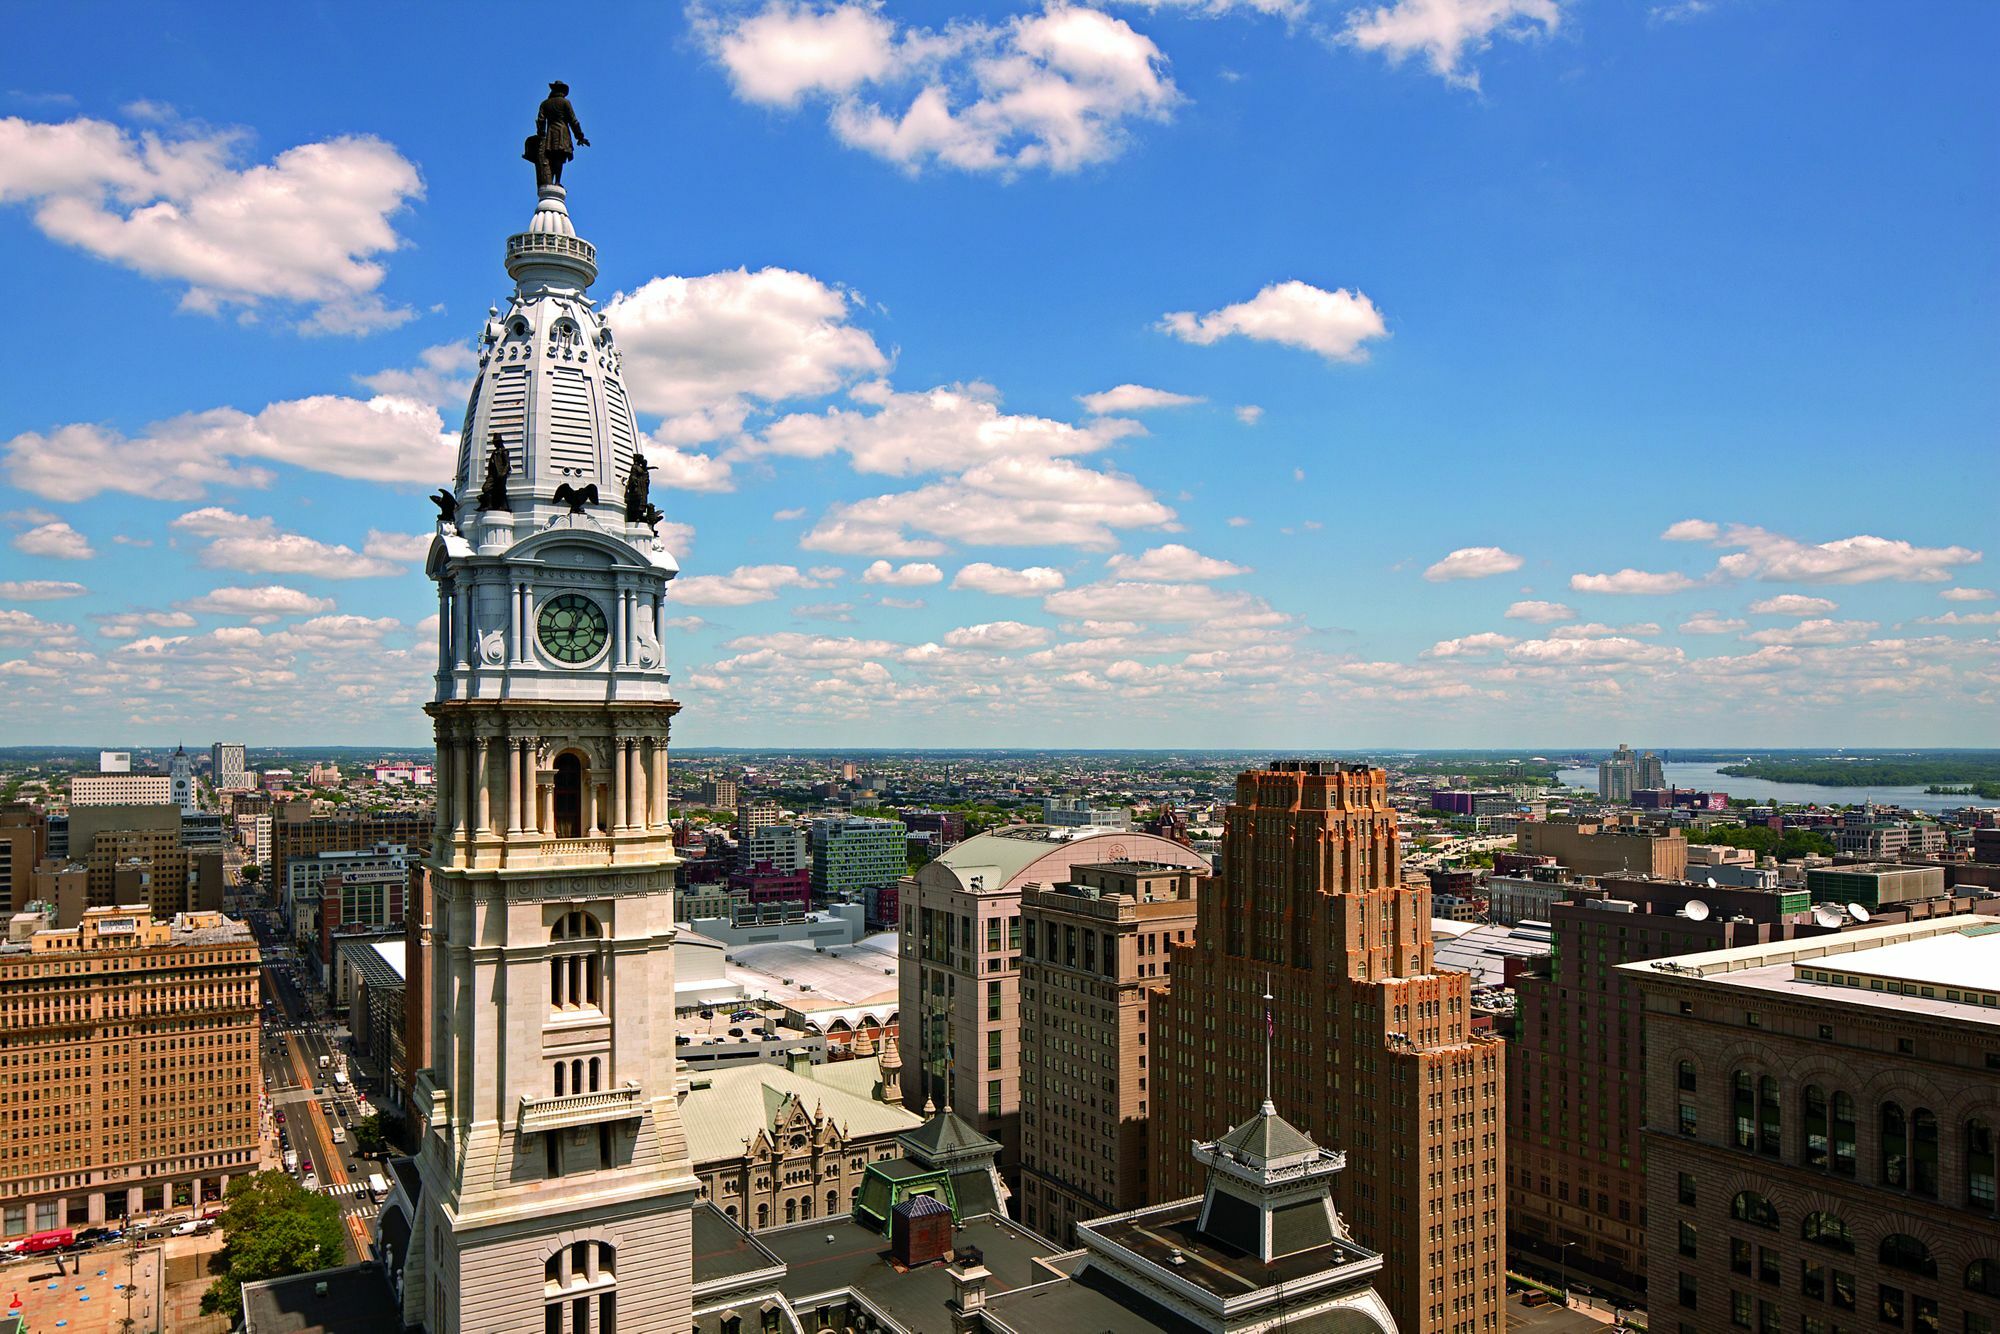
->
[251, 910, 378, 1262]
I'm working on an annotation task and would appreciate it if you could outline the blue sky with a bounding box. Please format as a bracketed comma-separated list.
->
[1, 0, 1995, 748]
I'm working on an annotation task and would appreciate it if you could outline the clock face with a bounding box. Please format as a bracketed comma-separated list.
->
[537, 594, 609, 665]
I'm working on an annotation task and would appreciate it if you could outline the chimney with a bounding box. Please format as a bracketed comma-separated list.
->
[785, 1047, 813, 1076]
[947, 1245, 990, 1334]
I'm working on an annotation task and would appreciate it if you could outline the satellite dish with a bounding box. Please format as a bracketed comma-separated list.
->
[1684, 898, 1711, 922]
[1706, 877, 1718, 890]
[1812, 904, 1843, 929]
[1847, 902, 1872, 922]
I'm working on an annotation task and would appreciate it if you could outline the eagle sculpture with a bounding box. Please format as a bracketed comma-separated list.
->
[552, 482, 599, 515]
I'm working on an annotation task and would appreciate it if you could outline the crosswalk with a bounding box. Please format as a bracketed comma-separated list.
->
[321, 1180, 376, 1198]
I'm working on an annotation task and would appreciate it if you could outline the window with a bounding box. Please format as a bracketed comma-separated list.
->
[986, 1079, 1000, 1116]
[1879, 1283, 1904, 1325]
[1678, 1272, 1697, 1310]
[1678, 1059, 1697, 1092]
[1733, 1070, 1757, 1150]
[1732, 1237, 1753, 1276]
[1679, 1099, 1699, 1138]
[1912, 1108, 1940, 1198]
[1802, 1258, 1825, 1301]
[986, 1029, 1000, 1071]
[1732, 1191, 1779, 1229]
[1832, 1092, 1858, 1176]
[1758, 1076, 1781, 1156]
[1678, 1172, 1697, 1206]
[1679, 1221, 1698, 1258]
[1880, 1234, 1935, 1279]
[543, 1241, 614, 1334]
[1804, 1084, 1830, 1170]
[1969, 1258, 2000, 1298]
[1803, 1211, 1854, 1253]
[1883, 1101, 1909, 1188]
[1730, 1289, 1751, 1327]
[1969, 1120, 1997, 1211]
[1831, 1268, 1855, 1311]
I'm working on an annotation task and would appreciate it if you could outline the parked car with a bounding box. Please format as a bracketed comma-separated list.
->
[76, 1227, 122, 1245]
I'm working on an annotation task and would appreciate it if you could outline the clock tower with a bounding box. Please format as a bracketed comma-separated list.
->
[405, 171, 696, 1333]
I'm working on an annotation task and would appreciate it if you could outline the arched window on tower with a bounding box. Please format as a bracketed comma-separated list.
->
[1804, 1084, 1830, 1169]
[553, 753, 584, 838]
[1911, 1107, 1939, 1198]
[548, 910, 605, 1014]
[1832, 1092, 1858, 1176]
[543, 1241, 615, 1334]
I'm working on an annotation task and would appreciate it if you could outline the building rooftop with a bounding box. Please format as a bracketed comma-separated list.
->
[931, 825, 1208, 895]
[241, 1262, 408, 1334]
[1085, 1198, 1379, 1306]
[1621, 914, 2000, 1025]
[755, 1213, 1064, 1332]
[724, 934, 900, 1009]
[1431, 919, 1552, 986]
[681, 1055, 921, 1165]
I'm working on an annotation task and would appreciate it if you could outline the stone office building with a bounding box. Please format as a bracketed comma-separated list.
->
[0, 905, 260, 1237]
[1017, 860, 1199, 1244]
[1629, 918, 2000, 1334]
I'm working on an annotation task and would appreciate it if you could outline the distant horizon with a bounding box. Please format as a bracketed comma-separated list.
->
[7, 744, 1999, 758]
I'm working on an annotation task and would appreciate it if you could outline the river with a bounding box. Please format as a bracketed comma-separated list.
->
[1552, 762, 1980, 815]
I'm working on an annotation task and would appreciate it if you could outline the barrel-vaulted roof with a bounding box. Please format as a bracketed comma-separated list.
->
[926, 825, 1207, 894]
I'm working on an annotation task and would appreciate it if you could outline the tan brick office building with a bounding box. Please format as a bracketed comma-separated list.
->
[1518, 817, 1688, 880]
[1018, 860, 1199, 1243]
[1630, 918, 2000, 1334]
[0, 905, 261, 1237]
[1152, 761, 1505, 1334]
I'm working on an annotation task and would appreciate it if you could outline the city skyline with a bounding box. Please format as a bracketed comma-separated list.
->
[3, 3, 1996, 749]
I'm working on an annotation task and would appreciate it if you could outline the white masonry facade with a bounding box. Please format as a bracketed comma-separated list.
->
[406, 179, 697, 1334]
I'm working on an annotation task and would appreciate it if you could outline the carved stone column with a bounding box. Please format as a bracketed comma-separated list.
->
[507, 739, 523, 834]
[522, 740, 540, 835]
[611, 737, 629, 832]
[652, 734, 670, 827]
[473, 734, 491, 835]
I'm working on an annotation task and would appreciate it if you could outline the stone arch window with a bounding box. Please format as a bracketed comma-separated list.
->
[726, 1204, 737, 1222]
[1732, 1070, 1757, 1150]
[1730, 1190, 1779, 1229]
[785, 1198, 796, 1225]
[1756, 1075, 1781, 1156]
[589, 1057, 601, 1092]
[1831, 1091, 1857, 1176]
[1879, 1233, 1936, 1279]
[549, 911, 605, 1013]
[827, 1189, 839, 1217]
[1676, 1060, 1698, 1137]
[1968, 1118, 1997, 1211]
[1911, 1107, 1939, 1198]
[1804, 1084, 1830, 1169]
[555, 1063, 566, 1097]
[553, 753, 586, 838]
[1882, 1101, 1909, 1188]
[1802, 1210, 1854, 1253]
[757, 1203, 768, 1229]
[543, 1240, 615, 1334]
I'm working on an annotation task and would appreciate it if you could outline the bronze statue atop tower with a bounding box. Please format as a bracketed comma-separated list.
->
[523, 80, 590, 189]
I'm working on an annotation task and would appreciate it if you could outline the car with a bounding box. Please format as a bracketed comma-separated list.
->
[727, 1027, 744, 1038]
[275, 1111, 286, 1124]
[730, 1009, 758, 1021]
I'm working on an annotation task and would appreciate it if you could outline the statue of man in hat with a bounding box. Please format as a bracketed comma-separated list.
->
[525, 81, 590, 188]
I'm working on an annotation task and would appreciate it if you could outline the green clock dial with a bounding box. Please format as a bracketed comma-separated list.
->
[537, 594, 609, 665]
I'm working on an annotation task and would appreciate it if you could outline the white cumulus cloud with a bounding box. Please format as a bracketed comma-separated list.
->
[0, 580, 87, 601]
[1504, 600, 1574, 623]
[177, 585, 336, 621]
[944, 620, 1053, 650]
[12, 520, 94, 560]
[670, 564, 827, 606]
[861, 559, 945, 586]
[1939, 587, 1995, 602]
[701, 1, 1179, 174]
[1743, 618, 1880, 646]
[1679, 610, 1747, 635]
[169, 508, 409, 579]
[1747, 594, 1837, 616]
[1105, 543, 1249, 581]
[1424, 546, 1522, 582]
[1159, 280, 1387, 363]
[1569, 568, 1698, 595]
[1077, 384, 1204, 415]
[0, 113, 421, 333]
[804, 455, 1175, 554]
[1341, 0, 1562, 90]
[951, 563, 1067, 596]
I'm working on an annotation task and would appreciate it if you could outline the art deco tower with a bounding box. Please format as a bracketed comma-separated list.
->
[1151, 761, 1505, 1334]
[404, 175, 697, 1333]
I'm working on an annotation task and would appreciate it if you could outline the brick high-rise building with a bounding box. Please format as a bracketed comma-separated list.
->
[1151, 761, 1505, 1334]
[1018, 860, 1199, 1244]
[0, 905, 259, 1237]
[271, 811, 432, 903]
[0, 805, 46, 914]
[1629, 917, 2000, 1334]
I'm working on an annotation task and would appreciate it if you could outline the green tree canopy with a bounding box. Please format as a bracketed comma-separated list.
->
[1687, 825, 1835, 859]
[350, 1112, 387, 1157]
[199, 1171, 346, 1322]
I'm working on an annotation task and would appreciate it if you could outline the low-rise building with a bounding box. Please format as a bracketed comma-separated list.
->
[1806, 861, 1949, 910]
[1519, 816, 1688, 879]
